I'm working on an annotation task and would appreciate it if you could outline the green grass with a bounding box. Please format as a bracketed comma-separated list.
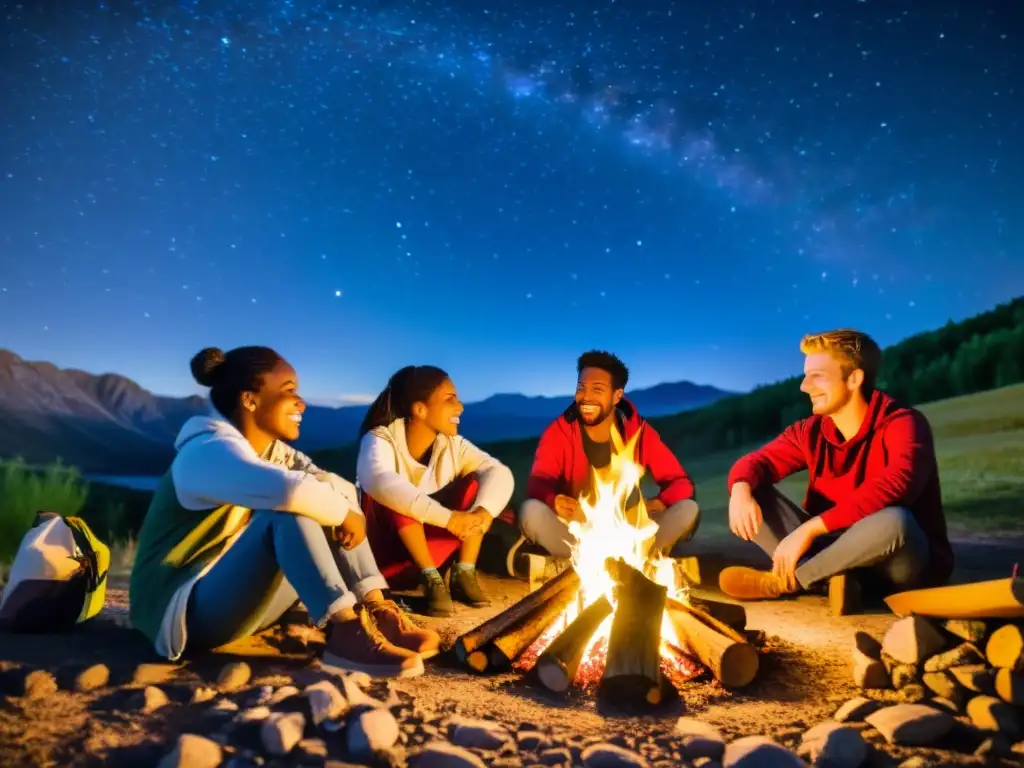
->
[0, 458, 89, 562]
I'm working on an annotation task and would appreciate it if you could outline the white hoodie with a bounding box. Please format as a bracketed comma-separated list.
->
[154, 413, 361, 660]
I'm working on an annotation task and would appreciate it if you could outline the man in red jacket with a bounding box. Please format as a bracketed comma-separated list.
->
[719, 329, 954, 615]
[519, 350, 700, 559]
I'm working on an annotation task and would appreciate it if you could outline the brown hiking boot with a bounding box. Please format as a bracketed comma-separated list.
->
[320, 610, 423, 678]
[719, 566, 794, 600]
[365, 599, 441, 659]
[422, 571, 454, 617]
[829, 572, 862, 616]
[447, 565, 491, 607]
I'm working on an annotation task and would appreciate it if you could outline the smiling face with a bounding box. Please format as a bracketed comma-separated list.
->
[575, 367, 623, 427]
[241, 360, 306, 442]
[799, 351, 862, 417]
[411, 377, 464, 437]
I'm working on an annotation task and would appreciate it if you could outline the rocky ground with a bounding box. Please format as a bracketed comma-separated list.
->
[1, 535, 1022, 767]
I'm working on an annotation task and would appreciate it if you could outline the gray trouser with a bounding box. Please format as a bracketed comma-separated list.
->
[753, 487, 931, 591]
[518, 497, 701, 559]
[185, 510, 388, 651]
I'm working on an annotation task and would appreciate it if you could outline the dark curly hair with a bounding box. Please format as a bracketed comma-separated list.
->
[576, 350, 629, 390]
[190, 346, 284, 419]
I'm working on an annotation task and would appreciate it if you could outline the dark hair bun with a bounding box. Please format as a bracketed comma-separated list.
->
[190, 347, 226, 387]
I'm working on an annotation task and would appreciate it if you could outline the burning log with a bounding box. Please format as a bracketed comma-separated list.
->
[454, 567, 580, 670]
[665, 596, 759, 689]
[485, 585, 581, 671]
[534, 595, 613, 693]
[599, 558, 669, 708]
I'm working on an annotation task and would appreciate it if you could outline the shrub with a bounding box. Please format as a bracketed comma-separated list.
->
[0, 458, 89, 563]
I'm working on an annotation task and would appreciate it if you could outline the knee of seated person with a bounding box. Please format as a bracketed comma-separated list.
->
[517, 498, 553, 532]
[873, 506, 916, 544]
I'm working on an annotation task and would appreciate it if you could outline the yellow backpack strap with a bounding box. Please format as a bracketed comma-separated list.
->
[64, 516, 110, 623]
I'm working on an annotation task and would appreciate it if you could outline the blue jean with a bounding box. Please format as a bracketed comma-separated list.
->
[753, 487, 931, 591]
[185, 510, 388, 651]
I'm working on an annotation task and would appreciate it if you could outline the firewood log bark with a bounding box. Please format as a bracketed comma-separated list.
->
[487, 584, 580, 669]
[454, 567, 580, 663]
[534, 596, 613, 694]
[599, 559, 668, 708]
[985, 623, 1024, 672]
[664, 598, 759, 689]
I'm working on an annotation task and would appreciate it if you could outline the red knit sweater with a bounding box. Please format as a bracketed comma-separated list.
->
[727, 390, 953, 583]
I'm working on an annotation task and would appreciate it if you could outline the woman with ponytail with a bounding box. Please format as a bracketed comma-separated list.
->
[356, 366, 515, 617]
[129, 346, 440, 678]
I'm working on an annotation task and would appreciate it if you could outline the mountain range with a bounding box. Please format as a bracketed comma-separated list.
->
[0, 349, 735, 475]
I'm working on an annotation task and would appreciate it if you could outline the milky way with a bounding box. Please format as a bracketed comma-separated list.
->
[0, 1, 1021, 400]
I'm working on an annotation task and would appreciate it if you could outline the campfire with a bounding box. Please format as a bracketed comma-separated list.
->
[454, 429, 760, 710]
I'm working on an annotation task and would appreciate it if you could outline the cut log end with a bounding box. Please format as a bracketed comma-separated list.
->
[466, 650, 489, 674]
[985, 623, 1024, 672]
[720, 642, 760, 689]
[535, 657, 572, 693]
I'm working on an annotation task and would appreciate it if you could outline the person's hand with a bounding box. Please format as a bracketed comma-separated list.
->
[468, 507, 494, 533]
[553, 494, 586, 524]
[645, 497, 667, 514]
[338, 510, 367, 550]
[728, 482, 762, 541]
[771, 522, 818, 592]
[446, 510, 489, 540]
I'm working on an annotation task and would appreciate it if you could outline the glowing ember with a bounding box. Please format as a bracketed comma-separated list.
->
[518, 426, 699, 688]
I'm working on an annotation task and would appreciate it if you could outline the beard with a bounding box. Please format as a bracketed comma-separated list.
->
[577, 401, 614, 426]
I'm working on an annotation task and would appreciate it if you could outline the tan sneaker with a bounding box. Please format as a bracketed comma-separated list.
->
[828, 572, 862, 616]
[320, 610, 424, 678]
[718, 566, 793, 600]
[365, 600, 442, 660]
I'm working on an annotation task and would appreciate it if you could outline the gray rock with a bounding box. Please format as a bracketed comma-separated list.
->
[673, 717, 725, 760]
[580, 742, 648, 767]
[234, 705, 271, 723]
[346, 704, 400, 760]
[966, 694, 1023, 739]
[267, 684, 300, 705]
[190, 686, 217, 704]
[798, 721, 867, 767]
[305, 679, 346, 725]
[864, 703, 954, 745]
[73, 663, 109, 692]
[157, 733, 223, 768]
[852, 648, 889, 689]
[139, 685, 169, 713]
[881, 617, 946, 666]
[834, 697, 881, 723]
[261, 710, 306, 755]
[722, 736, 805, 767]
[340, 674, 383, 708]
[537, 747, 572, 766]
[517, 731, 550, 751]
[216, 661, 251, 692]
[449, 717, 511, 749]
[409, 741, 487, 767]
[205, 698, 239, 719]
[132, 663, 179, 686]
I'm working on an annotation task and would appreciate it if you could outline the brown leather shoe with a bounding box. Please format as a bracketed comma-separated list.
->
[365, 600, 441, 659]
[320, 610, 424, 678]
[718, 566, 793, 600]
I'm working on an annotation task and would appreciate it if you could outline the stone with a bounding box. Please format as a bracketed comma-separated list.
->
[216, 661, 251, 692]
[834, 697, 881, 723]
[852, 649, 890, 689]
[922, 642, 983, 672]
[580, 742, 648, 767]
[449, 717, 511, 749]
[518, 731, 550, 751]
[944, 619, 989, 644]
[538, 747, 573, 765]
[864, 703, 955, 745]
[73, 663, 109, 692]
[895, 683, 927, 703]
[190, 686, 218, 704]
[140, 685, 170, 713]
[890, 664, 918, 689]
[346, 704, 400, 760]
[994, 668, 1024, 706]
[973, 735, 1014, 758]
[268, 684, 300, 705]
[921, 671, 967, 709]
[261, 711, 306, 755]
[23, 669, 58, 699]
[409, 741, 487, 767]
[339, 674, 383, 708]
[855, 631, 883, 659]
[305, 679, 347, 725]
[132, 663, 179, 686]
[673, 718, 725, 760]
[297, 737, 329, 760]
[722, 736, 805, 767]
[798, 721, 867, 767]
[881, 617, 946, 666]
[235, 705, 271, 723]
[896, 759, 929, 768]
[966, 694, 1023, 739]
[949, 664, 996, 695]
[157, 733, 223, 768]
[206, 698, 239, 718]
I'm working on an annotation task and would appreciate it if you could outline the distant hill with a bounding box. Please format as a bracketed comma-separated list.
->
[0, 349, 733, 474]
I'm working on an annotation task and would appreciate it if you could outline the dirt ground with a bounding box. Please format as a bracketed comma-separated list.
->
[1, 534, 1022, 767]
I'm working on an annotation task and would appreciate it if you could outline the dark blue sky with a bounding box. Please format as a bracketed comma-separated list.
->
[1, 1, 1021, 405]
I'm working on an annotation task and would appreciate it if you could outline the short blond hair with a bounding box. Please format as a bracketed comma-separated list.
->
[800, 328, 882, 393]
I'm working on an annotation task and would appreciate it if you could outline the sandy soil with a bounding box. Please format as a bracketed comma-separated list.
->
[1, 535, 1022, 767]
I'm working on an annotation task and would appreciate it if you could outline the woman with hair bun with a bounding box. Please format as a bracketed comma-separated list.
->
[356, 365, 515, 617]
[129, 346, 439, 678]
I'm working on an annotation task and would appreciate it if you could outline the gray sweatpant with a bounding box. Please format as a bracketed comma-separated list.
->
[517, 497, 701, 559]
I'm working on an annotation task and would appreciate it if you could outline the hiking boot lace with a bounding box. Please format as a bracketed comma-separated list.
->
[357, 605, 391, 651]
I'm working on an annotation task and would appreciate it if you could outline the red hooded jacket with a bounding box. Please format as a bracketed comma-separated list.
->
[727, 390, 953, 583]
[526, 399, 695, 509]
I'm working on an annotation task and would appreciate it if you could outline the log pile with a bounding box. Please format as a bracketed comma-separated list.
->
[851, 615, 1024, 741]
[452, 557, 761, 709]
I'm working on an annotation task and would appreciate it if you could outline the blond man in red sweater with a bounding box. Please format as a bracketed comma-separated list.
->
[719, 329, 954, 615]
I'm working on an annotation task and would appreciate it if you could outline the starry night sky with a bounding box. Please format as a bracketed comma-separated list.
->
[1, 1, 1021, 405]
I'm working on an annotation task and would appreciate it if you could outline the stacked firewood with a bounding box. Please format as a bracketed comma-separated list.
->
[852, 615, 1023, 739]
